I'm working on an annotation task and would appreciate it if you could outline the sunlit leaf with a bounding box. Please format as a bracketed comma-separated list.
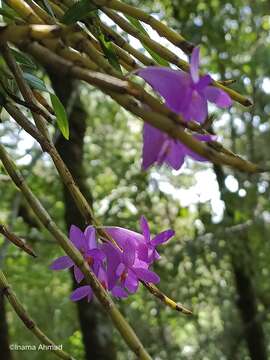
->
[50, 93, 69, 140]
[62, 0, 98, 25]
[126, 16, 170, 67]
[23, 73, 48, 92]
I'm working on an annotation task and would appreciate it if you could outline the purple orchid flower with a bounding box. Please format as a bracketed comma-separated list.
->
[70, 266, 108, 303]
[50, 225, 105, 284]
[102, 216, 174, 265]
[136, 47, 232, 123]
[143, 122, 216, 170]
[137, 216, 174, 264]
[102, 240, 160, 297]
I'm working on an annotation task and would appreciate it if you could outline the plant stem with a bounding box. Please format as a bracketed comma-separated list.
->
[0, 143, 152, 360]
[0, 271, 76, 360]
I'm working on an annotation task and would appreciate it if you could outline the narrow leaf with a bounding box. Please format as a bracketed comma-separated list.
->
[11, 49, 36, 70]
[23, 73, 48, 92]
[98, 33, 122, 74]
[126, 16, 170, 67]
[42, 0, 55, 18]
[62, 0, 98, 25]
[50, 93, 69, 140]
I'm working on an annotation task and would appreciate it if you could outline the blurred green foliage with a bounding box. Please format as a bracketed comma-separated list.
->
[1, 0, 270, 359]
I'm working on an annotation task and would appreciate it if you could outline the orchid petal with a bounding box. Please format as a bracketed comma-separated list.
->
[183, 90, 208, 123]
[69, 225, 85, 252]
[101, 243, 121, 289]
[190, 47, 200, 83]
[196, 74, 212, 90]
[49, 256, 74, 271]
[111, 286, 128, 298]
[84, 226, 96, 251]
[133, 267, 160, 284]
[134, 258, 149, 269]
[164, 140, 186, 170]
[116, 263, 125, 277]
[142, 123, 165, 170]
[136, 67, 191, 113]
[103, 227, 144, 248]
[74, 266, 84, 283]
[86, 249, 105, 263]
[204, 86, 232, 108]
[70, 286, 92, 302]
[137, 243, 149, 263]
[151, 230, 175, 246]
[140, 216, 151, 243]
[122, 239, 136, 267]
[97, 267, 108, 290]
[125, 271, 139, 293]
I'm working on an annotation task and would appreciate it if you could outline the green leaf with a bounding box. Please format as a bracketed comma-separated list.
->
[50, 93, 69, 140]
[42, 0, 55, 19]
[11, 49, 36, 70]
[126, 16, 170, 67]
[98, 34, 122, 74]
[23, 73, 48, 92]
[62, 0, 98, 25]
[0, 4, 18, 21]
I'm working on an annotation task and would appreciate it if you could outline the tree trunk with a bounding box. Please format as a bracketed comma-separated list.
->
[214, 164, 267, 360]
[0, 293, 12, 360]
[50, 73, 116, 360]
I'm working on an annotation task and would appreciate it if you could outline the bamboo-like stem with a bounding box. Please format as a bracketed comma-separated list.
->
[24, 41, 263, 173]
[0, 23, 101, 70]
[24, 0, 57, 24]
[5, 99, 192, 315]
[0, 24, 204, 133]
[54, 0, 158, 67]
[0, 271, 75, 360]
[0, 23, 249, 153]
[3, 0, 44, 23]
[5, 0, 252, 106]
[0, 79, 54, 123]
[103, 8, 252, 107]
[91, 0, 194, 54]
[46, 0, 68, 12]
[144, 283, 192, 315]
[46, 0, 65, 18]
[65, 31, 123, 78]
[0, 143, 152, 360]
[0, 24, 60, 43]
[98, 20, 157, 66]
[108, 92, 263, 173]
[3, 100, 96, 225]
[16, 35, 242, 154]
[0, 224, 37, 257]
[0, 43, 49, 139]
[4, 0, 264, 317]
[21, 41, 129, 90]
[43, 38, 99, 70]
[0, 21, 137, 72]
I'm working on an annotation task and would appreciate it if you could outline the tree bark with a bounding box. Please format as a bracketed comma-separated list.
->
[0, 293, 13, 360]
[213, 164, 267, 360]
[50, 73, 116, 360]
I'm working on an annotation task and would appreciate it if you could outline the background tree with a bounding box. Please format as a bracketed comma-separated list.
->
[0, 0, 269, 359]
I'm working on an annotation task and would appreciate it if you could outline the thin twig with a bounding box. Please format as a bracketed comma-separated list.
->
[0, 142, 152, 360]
[0, 224, 37, 257]
[0, 271, 75, 360]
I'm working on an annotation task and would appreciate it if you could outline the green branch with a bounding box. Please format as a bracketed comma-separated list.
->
[0, 271, 76, 360]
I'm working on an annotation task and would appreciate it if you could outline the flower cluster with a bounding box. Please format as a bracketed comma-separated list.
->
[136, 47, 232, 170]
[50, 217, 174, 302]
